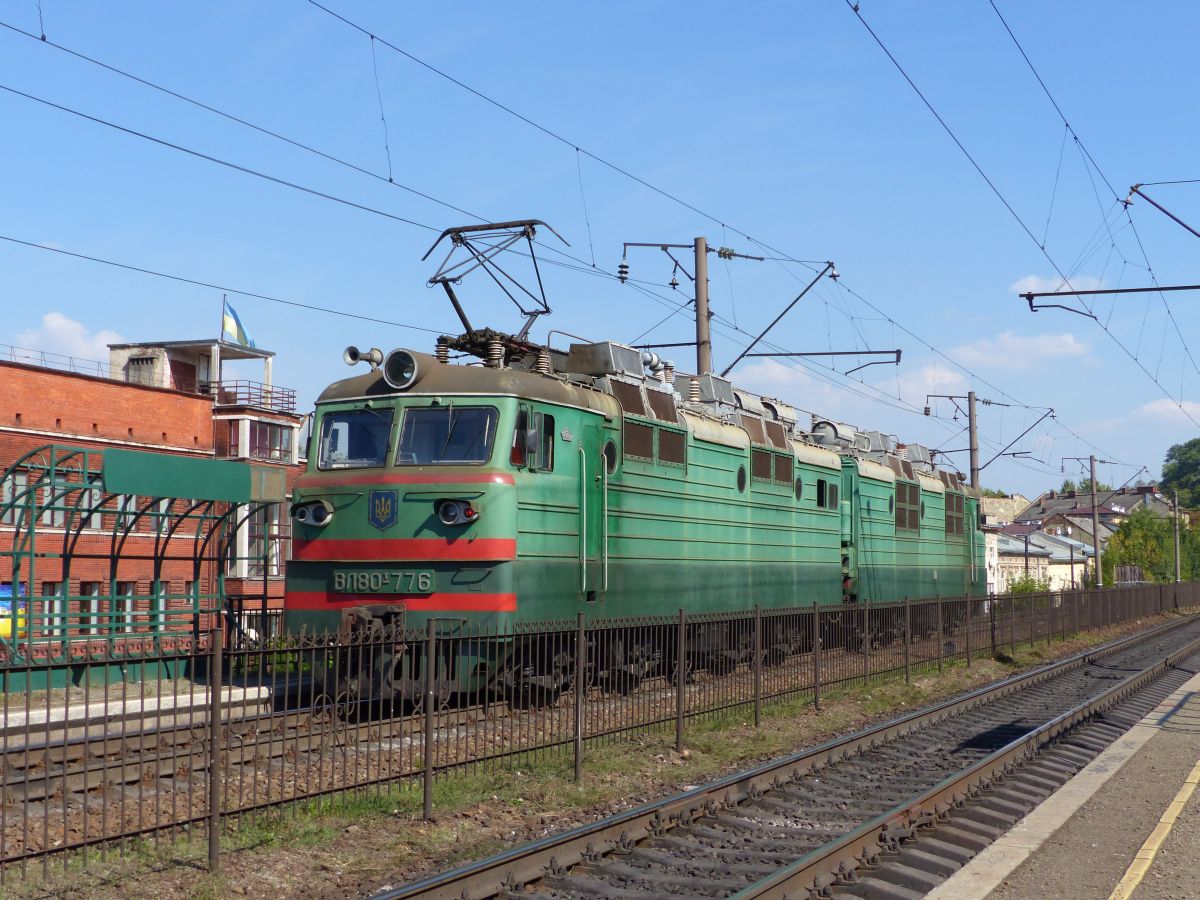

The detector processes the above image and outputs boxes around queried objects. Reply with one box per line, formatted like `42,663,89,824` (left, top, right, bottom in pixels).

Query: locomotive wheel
505,648,570,710
602,641,653,695
508,682,562,710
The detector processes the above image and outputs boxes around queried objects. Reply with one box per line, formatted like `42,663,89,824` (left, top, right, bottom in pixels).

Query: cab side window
511,405,555,471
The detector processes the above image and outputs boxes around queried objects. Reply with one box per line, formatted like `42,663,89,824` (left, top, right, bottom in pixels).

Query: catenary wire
2,15,1127,469
848,2,1199,430
0,232,449,335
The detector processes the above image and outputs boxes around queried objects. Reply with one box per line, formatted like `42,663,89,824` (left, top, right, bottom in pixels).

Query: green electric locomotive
283,219,985,709
284,335,985,706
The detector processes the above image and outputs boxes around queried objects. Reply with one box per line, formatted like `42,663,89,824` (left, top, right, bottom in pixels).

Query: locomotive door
577,422,605,602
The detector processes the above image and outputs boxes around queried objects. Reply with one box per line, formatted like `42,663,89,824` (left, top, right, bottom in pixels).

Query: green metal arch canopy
101,448,287,502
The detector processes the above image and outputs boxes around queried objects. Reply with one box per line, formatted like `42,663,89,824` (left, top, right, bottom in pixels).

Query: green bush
1006,573,1052,595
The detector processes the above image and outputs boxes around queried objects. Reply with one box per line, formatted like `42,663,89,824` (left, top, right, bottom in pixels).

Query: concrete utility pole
1175,489,1182,583
1091,454,1103,586
694,237,712,374
968,390,980,491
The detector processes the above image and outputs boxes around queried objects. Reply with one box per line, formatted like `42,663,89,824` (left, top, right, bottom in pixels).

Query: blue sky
2,1,1198,497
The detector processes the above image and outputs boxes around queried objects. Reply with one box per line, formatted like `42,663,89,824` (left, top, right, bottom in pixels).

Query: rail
383,613,1200,899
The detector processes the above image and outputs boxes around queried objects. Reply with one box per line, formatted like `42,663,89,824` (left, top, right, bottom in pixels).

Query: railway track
0,633,908,811
374,613,1200,900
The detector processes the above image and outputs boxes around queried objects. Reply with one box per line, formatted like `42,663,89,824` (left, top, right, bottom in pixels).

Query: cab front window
317,408,394,470
395,406,498,465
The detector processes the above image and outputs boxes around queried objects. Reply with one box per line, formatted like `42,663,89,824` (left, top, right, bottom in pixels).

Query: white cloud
14,313,123,363
734,359,843,408
1082,398,1200,442
1127,398,1200,425
1009,274,1103,295
949,330,1089,371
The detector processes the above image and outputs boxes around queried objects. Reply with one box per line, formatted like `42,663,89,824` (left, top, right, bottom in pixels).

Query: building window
80,581,102,635
117,494,139,531
247,507,286,577
41,582,63,637
154,497,172,534
2,471,29,526
39,482,66,528
116,581,136,633
248,420,294,462
84,478,103,530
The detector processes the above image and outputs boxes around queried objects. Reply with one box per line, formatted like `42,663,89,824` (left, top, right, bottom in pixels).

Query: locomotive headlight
382,349,419,390
435,499,480,526
292,500,334,527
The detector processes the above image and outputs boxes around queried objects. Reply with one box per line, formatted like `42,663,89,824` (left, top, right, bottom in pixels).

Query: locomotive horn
343,346,384,369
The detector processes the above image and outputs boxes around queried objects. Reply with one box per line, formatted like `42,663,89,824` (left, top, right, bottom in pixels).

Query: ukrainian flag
221,300,255,348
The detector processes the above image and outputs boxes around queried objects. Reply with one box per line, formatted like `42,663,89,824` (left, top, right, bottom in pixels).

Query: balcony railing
201,380,297,414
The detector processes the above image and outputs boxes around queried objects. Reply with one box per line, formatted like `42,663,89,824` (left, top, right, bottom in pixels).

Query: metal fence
2,581,1198,882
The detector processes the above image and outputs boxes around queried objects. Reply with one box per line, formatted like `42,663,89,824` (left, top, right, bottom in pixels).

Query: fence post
207,626,223,874
861,603,870,682
1009,595,1015,654
989,596,996,658
965,598,972,667
936,597,943,674
423,618,436,821
903,597,911,685
1029,591,1035,646
675,609,686,752
753,604,762,728
813,608,822,712
574,612,585,782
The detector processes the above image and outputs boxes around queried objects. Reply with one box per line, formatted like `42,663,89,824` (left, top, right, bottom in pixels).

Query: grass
0,615,1169,899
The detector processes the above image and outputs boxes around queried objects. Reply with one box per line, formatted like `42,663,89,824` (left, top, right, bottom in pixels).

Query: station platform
929,668,1200,900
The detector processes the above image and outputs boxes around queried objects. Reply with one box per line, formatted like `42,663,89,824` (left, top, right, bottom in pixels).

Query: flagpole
213,294,226,394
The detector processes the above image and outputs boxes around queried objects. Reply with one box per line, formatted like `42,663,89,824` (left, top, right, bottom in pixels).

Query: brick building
0,336,303,662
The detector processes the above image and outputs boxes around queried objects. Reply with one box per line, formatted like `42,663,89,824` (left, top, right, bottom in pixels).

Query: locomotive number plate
332,571,434,594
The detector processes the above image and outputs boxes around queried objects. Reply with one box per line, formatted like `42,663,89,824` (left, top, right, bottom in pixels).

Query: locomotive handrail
602,462,609,593
578,445,587,595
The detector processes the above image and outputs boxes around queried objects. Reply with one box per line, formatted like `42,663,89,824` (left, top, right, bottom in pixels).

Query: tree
1161,437,1200,510
1079,477,1112,493
1102,507,1200,584
1059,479,1077,493
980,487,1009,498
